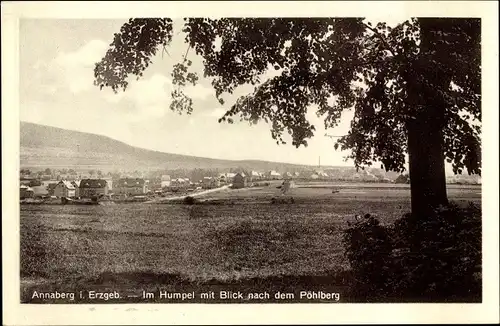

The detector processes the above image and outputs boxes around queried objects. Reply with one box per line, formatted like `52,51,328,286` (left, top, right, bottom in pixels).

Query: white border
2,1,499,325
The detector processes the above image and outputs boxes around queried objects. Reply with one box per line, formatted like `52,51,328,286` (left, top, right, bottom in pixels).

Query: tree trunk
407,110,448,217
404,18,457,217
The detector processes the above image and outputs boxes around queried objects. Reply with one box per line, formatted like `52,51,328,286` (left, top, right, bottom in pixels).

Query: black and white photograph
2,1,499,325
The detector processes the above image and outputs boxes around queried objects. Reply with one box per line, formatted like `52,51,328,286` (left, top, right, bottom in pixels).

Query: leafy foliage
182,18,368,147
343,203,482,302
94,18,174,92
95,18,481,176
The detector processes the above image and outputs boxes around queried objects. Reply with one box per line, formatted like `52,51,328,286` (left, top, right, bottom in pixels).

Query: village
19,166,403,203
19,168,303,203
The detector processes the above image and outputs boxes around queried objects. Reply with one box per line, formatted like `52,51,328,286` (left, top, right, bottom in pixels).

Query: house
161,175,171,188
232,173,248,189
312,169,329,179
283,172,293,180
317,171,330,179
250,171,263,181
174,177,190,184
41,180,59,188
79,179,108,198
169,178,190,191
102,176,113,191
114,178,147,196
202,177,220,189
20,185,34,199
219,172,236,184
71,180,81,197
146,177,162,191
54,180,76,198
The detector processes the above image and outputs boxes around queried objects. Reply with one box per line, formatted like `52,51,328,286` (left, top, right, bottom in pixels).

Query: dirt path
145,185,231,203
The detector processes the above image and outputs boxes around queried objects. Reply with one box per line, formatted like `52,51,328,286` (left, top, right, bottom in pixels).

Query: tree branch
363,23,398,57
162,45,171,59
183,43,191,63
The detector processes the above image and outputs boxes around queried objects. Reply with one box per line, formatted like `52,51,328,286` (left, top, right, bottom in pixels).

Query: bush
29,180,42,187
343,202,481,302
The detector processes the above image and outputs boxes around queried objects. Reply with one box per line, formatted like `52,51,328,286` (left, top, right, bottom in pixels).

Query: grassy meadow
20,183,481,303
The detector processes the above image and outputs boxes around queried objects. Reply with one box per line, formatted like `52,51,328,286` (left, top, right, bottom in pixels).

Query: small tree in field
94,18,480,216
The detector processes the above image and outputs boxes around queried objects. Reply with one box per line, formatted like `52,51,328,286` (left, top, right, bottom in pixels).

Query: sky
19,17,415,168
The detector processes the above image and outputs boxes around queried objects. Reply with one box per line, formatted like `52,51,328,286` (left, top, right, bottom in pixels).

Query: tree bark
407,110,448,217
404,18,457,217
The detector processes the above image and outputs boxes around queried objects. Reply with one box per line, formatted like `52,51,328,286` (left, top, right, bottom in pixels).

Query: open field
20,184,481,303
195,181,481,202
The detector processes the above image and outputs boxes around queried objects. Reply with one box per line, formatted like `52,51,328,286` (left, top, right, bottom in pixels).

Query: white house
54,180,76,198
161,175,171,188
71,180,81,197
114,178,147,196
250,171,263,181
102,176,113,190
219,172,237,184
170,178,189,188
267,170,282,180
20,185,34,199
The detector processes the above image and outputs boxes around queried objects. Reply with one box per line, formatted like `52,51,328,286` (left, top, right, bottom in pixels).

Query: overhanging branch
363,23,398,58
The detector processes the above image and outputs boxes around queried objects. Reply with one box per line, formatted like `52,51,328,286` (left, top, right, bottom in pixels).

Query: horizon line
20,120,354,169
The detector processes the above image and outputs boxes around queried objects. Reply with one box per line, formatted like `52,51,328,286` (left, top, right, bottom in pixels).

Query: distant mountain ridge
19,122,328,172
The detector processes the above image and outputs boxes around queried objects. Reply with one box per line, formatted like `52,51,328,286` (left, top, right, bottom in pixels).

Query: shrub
183,196,196,205
343,202,481,302
29,180,42,187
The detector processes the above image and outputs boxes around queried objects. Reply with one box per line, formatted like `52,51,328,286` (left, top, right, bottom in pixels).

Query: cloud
204,107,227,118
103,73,172,122
33,38,216,123
104,72,215,121
185,82,214,100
